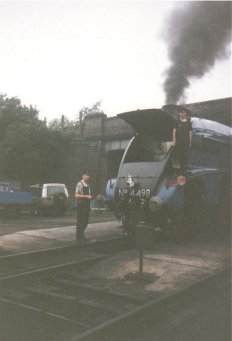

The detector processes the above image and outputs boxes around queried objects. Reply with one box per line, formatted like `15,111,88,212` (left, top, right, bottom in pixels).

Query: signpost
135,224,155,275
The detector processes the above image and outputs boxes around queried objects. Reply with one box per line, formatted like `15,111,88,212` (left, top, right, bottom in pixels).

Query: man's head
82,170,90,182
179,110,188,120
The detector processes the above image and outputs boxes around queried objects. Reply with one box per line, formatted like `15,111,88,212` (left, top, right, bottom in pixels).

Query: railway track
0,237,130,280
0,233,230,341
0,237,144,341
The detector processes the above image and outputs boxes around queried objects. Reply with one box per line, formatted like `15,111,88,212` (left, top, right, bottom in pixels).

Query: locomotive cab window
124,134,172,163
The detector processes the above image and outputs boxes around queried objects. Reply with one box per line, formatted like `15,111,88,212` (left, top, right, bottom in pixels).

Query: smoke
163,1,231,104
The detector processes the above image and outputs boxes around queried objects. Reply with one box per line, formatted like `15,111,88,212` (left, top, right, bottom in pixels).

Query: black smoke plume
163,1,231,104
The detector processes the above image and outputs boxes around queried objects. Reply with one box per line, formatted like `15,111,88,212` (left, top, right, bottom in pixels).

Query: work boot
76,230,89,242
76,229,85,242
80,231,89,242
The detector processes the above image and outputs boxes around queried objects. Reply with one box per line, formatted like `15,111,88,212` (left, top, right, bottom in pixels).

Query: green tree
49,114,77,132
0,94,105,189
0,94,68,187
0,94,39,143
78,101,104,120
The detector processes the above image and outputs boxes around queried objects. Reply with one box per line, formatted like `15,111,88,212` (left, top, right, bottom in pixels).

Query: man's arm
75,183,83,199
189,130,192,147
172,128,177,147
75,193,92,199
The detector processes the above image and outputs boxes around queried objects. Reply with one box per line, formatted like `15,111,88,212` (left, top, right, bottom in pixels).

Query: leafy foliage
0,95,38,143
48,115,77,133
78,101,104,120
0,94,105,189
0,94,74,187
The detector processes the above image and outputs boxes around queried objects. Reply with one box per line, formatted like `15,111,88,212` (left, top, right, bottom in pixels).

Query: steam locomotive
106,105,231,237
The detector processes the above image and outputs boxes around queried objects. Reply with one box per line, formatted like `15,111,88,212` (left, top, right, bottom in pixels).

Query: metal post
79,111,83,140
139,249,144,275
76,226,79,241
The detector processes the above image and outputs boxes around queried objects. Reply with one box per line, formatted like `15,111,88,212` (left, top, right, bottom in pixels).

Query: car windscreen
124,135,172,163
0,184,10,192
47,186,65,196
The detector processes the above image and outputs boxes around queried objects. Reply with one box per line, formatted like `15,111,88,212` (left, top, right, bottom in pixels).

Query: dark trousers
174,144,189,175
76,201,90,234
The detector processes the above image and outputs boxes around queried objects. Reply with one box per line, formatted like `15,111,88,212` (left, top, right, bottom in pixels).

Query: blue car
110,105,231,237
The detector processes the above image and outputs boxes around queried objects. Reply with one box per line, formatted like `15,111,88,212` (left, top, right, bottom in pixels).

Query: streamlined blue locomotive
107,105,231,236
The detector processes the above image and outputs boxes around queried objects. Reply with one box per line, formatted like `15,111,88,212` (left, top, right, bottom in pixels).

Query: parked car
0,181,33,214
29,183,69,215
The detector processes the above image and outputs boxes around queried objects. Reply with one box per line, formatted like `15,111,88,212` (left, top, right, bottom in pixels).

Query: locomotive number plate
118,188,151,198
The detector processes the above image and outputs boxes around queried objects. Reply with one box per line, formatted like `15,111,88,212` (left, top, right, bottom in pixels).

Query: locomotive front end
114,133,183,236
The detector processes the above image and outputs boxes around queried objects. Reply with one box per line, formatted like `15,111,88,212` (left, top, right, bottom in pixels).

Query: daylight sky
0,1,231,122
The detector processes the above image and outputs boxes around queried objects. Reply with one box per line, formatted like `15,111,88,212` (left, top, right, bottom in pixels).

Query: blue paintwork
0,181,33,211
0,192,33,205
156,180,184,209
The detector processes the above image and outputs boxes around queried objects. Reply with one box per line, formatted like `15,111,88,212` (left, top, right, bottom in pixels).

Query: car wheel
53,192,67,215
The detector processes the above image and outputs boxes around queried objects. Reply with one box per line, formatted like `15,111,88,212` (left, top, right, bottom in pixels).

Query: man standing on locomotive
172,109,192,178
